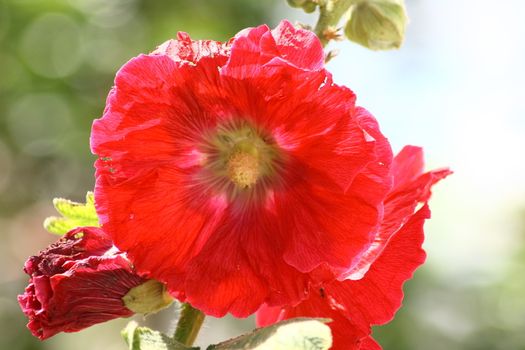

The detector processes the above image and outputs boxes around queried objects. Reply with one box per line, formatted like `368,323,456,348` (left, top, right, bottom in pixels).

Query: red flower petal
224,20,323,79
257,205,431,349
359,336,382,350
391,145,424,188
345,147,451,280
182,207,313,317
153,31,230,65
271,20,325,70
256,304,283,327
92,53,232,276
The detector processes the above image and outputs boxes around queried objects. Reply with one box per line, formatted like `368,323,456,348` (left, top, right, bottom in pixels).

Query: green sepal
122,321,199,350
122,280,175,315
207,317,332,350
43,191,99,235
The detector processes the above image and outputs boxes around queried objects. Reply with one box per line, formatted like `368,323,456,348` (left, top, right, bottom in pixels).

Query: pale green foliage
122,318,332,350
207,318,332,350
122,322,197,350
43,191,99,235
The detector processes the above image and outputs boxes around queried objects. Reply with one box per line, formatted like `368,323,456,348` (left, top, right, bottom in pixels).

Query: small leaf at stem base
43,191,99,235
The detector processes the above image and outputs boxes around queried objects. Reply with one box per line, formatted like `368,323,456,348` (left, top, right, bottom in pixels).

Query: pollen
226,148,260,189
200,119,280,196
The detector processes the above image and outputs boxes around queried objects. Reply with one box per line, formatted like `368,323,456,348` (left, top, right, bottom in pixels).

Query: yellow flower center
198,119,283,201
226,144,260,189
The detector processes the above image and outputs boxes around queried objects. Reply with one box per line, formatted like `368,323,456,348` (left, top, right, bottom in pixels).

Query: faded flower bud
286,0,318,13
17,226,165,340
344,0,407,50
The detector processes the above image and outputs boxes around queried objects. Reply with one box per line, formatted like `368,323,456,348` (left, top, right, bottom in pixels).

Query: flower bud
344,0,407,50
18,227,147,340
286,0,318,13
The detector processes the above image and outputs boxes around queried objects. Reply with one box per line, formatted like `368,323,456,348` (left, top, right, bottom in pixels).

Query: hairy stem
314,0,355,47
173,303,206,346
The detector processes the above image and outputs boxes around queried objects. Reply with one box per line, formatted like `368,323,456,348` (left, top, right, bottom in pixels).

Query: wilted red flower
256,146,451,349
91,20,394,317
18,226,146,340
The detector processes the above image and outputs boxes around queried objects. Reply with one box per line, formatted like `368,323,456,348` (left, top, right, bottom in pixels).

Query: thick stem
314,0,355,47
173,303,206,346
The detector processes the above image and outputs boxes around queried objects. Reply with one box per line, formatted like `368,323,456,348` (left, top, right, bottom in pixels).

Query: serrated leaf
122,321,199,350
43,191,99,235
207,318,332,350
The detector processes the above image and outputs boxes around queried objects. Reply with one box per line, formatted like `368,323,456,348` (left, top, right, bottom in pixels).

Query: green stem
173,303,206,346
314,0,355,47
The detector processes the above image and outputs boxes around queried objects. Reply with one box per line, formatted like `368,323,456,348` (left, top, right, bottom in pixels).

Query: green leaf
43,191,99,235
207,318,332,350
122,321,199,350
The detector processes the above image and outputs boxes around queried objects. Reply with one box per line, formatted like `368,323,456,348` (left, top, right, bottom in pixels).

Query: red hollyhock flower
18,226,146,340
91,20,394,317
256,146,451,349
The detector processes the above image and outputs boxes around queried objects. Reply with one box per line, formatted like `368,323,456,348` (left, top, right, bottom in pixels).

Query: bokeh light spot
19,13,83,78
7,93,73,156
0,140,13,194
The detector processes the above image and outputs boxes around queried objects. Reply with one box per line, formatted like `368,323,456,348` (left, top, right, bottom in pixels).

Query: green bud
286,0,318,13
122,280,174,315
344,0,407,50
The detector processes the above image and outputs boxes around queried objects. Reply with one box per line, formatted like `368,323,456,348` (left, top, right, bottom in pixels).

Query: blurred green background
1,0,524,349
